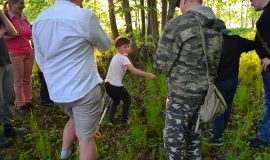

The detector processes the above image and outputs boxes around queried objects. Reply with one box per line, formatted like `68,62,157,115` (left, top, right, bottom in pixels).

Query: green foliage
29,112,39,133
255,77,263,99
145,63,165,133
24,0,55,23
235,85,249,108
19,149,31,160
231,28,256,40
125,114,147,148
36,132,52,159
27,113,53,159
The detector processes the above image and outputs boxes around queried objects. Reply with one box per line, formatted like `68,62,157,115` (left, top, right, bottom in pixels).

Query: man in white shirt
32,0,111,159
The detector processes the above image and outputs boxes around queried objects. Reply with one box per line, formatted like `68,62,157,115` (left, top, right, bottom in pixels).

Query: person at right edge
154,0,223,159
249,0,270,148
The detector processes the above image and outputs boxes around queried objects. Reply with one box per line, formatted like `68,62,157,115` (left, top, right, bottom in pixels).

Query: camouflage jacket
154,6,223,105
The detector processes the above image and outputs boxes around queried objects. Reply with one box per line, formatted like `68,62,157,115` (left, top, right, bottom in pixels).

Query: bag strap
193,15,212,133
257,31,270,56
193,15,211,86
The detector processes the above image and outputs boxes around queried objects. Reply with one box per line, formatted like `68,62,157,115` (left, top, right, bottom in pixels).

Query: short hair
114,36,131,48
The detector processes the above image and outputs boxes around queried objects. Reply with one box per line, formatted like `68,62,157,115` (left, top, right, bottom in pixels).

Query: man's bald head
176,0,203,7
178,0,203,13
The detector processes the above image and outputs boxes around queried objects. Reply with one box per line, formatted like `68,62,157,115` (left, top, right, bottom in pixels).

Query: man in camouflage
154,0,223,159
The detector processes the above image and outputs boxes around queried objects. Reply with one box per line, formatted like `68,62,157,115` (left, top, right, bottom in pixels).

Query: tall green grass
145,63,165,133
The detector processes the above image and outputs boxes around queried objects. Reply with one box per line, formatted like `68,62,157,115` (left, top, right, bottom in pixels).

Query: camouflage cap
216,19,231,35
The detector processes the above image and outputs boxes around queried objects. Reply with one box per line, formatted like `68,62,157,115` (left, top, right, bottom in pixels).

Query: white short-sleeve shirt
105,53,131,86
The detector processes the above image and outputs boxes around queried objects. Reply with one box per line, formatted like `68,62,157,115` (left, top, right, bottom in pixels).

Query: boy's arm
0,10,18,37
125,64,157,80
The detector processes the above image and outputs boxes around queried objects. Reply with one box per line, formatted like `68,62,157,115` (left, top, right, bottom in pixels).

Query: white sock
60,148,71,159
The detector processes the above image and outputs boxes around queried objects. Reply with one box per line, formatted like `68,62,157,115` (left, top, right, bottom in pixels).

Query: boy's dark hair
115,36,131,48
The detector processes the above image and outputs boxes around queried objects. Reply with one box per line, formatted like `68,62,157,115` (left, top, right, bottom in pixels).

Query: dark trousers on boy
105,82,131,124
37,71,53,105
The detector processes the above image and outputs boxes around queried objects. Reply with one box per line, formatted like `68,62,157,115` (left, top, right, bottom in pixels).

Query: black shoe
17,105,30,115
159,111,166,117
121,120,130,126
107,121,114,127
41,100,54,107
206,136,223,146
4,125,28,137
25,103,34,111
249,138,270,148
0,135,13,148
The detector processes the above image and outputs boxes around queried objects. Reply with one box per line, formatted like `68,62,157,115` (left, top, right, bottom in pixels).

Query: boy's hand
147,73,157,80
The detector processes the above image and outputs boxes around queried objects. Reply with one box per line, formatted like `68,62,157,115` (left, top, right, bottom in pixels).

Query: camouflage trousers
164,99,201,160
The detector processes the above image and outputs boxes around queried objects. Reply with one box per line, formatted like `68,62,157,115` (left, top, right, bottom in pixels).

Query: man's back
155,6,223,105
32,0,111,103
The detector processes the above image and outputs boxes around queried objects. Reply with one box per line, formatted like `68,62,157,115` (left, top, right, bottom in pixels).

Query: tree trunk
108,0,119,40
122,0,139,56
122,0,133,33
147,0,159,47
134,0,139,31
228,3,231,27
161,0,167,30
240,0,244,28
140,0,146,39
245,1,249,28
167,0,177,22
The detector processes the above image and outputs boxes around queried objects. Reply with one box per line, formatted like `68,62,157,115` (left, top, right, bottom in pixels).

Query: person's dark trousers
212,78,238,139
257,69,270,143
37,71,53,105
0,64,15,127
105,82,131,124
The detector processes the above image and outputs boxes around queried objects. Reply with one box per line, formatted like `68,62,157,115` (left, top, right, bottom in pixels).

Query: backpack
193,15,227,133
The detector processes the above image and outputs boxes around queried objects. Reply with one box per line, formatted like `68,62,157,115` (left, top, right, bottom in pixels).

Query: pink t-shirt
6,10,33,54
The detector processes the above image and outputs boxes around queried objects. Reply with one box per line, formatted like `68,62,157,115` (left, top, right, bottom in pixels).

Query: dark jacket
255,1,270,59
0,19,11,67
216,34,255,81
